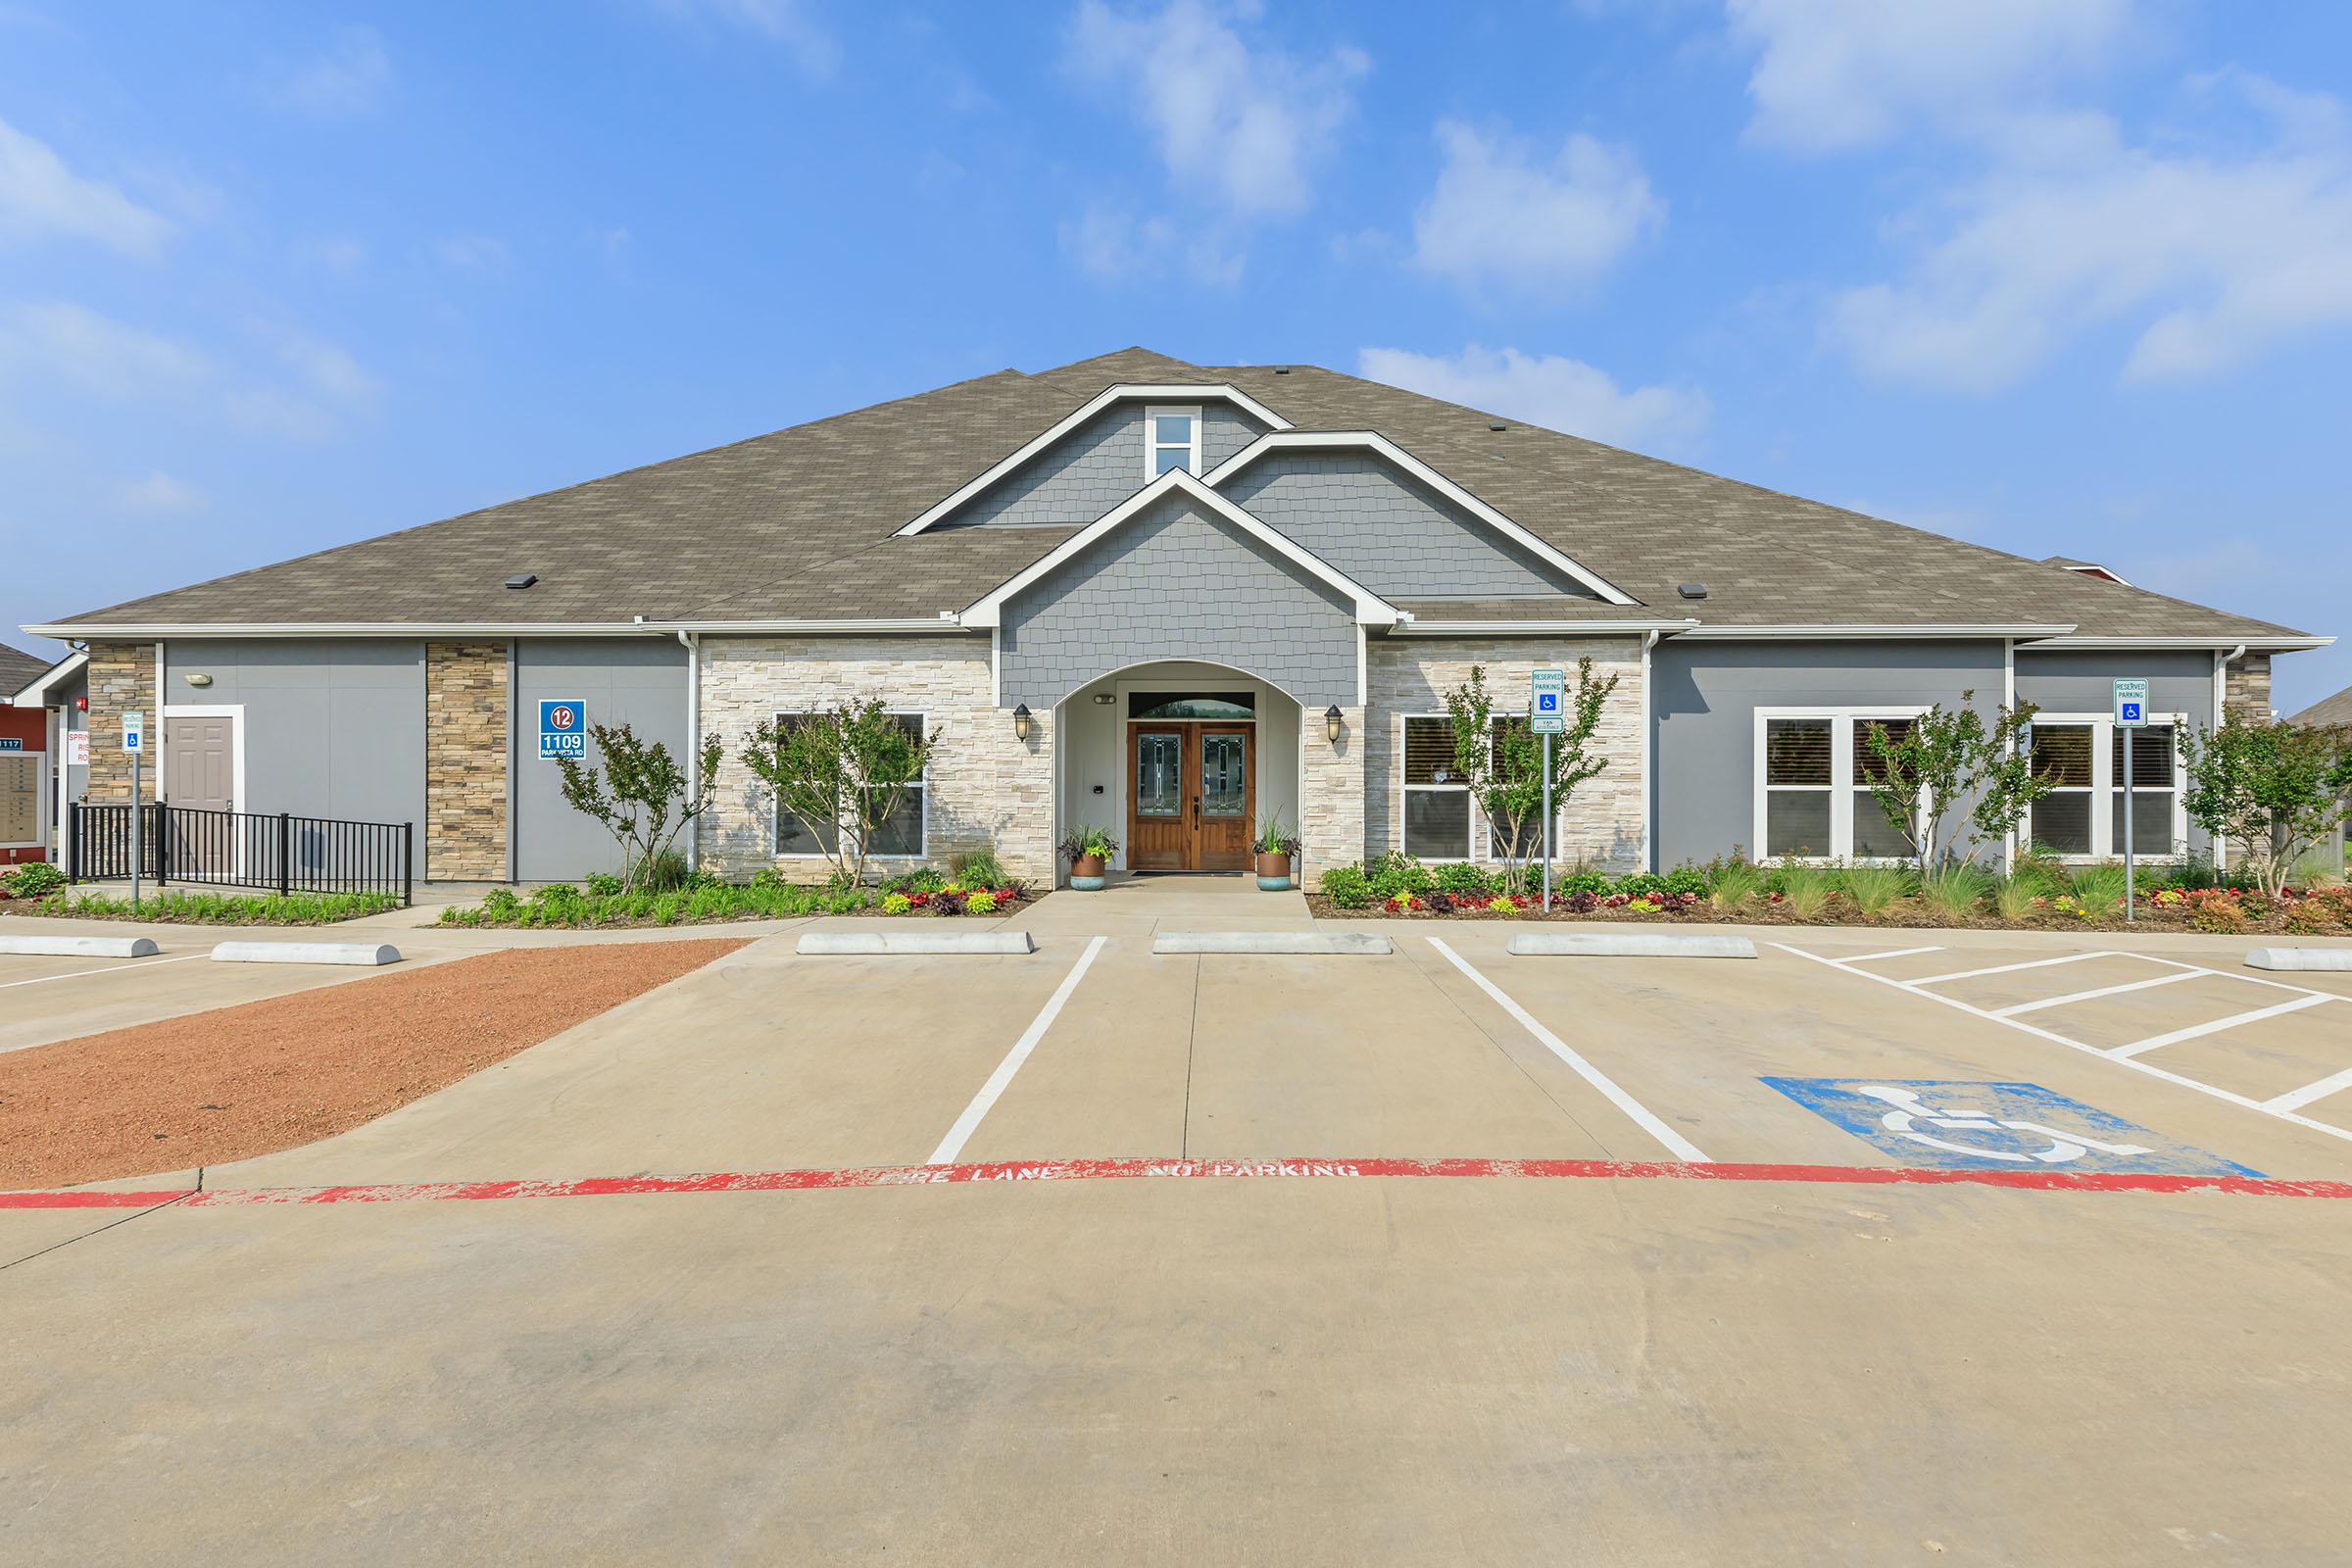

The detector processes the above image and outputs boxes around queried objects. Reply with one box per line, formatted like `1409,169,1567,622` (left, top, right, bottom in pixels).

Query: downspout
679,629,701,868
2214,644,2244,871
1640,629,1659,873
152,640,166,805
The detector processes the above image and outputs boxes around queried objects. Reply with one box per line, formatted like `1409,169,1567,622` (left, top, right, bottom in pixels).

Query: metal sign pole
129,751,142,908
1543,731,1553,913
2124,725,2134,924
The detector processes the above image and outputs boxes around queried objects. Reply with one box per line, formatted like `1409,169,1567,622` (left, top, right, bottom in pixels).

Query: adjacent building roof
0,642,55,700
2290,685,2352,727
28,347,2324,647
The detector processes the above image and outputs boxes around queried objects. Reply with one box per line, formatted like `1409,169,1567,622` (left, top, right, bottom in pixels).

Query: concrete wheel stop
798,931,1037,956
1153,932,1393,956
0,933,161,959
2245,947,2352,972
211,941,403,966
1508,933,1757,959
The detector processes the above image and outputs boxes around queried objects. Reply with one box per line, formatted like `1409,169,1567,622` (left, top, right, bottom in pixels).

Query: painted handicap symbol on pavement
1761,1078,2260,1177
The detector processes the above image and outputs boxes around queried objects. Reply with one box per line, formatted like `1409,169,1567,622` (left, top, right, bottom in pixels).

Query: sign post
1531,668,1566,912
123,710,144,907
2113,679,2148,923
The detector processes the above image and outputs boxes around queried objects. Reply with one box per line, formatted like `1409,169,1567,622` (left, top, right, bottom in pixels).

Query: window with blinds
1757,711,1929,861
2026,717,2182,858
1764,718,1833,858
1402,715,1471,858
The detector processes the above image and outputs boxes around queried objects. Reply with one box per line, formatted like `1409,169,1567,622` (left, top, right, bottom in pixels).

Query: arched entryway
1054,662,1303,875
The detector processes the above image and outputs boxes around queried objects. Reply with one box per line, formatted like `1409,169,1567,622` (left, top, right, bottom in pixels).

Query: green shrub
1777,864,1832,920
1705,858,1762,912
1920,863,1991,919
966,890,999,914
955,850,1007,890
584,871,624,896
1991,875,2042,921
1659,864,1708,897
1837,863,1915,917
4,861,67,898
1365,853,1434,902
43,889,398,924
1433,860,1494,896
882,892,912,914
1320,863,1374,908
2068,862,2128,920
2190,896,2246,934
1613,872,1667,898
1554,868,1610,897
884,866,948,895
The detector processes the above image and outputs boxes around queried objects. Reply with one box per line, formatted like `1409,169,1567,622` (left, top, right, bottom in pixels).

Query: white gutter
1676,623,2078,640
2020,634,2330,652
27,618,978,639
1640,628,1659,873
1386,617,1697,637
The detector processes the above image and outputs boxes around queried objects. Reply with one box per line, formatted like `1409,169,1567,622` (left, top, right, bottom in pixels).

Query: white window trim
0,742,48,851
769,708,930,861
2025,711,2188,863
1752,707,1930,865
1396,711,1565,865
1143,404,1202,479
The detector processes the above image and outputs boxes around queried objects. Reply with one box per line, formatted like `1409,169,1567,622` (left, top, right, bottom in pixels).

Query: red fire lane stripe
7,1157,2351,1210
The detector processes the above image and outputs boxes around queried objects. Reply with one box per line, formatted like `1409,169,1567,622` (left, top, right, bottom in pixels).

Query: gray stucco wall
2013,649,2216,725
1220,451,1587,599
514,638,690,882
1650,639,2004,870
1000,493,1359,710
163,639,427,875
948,401,1268,529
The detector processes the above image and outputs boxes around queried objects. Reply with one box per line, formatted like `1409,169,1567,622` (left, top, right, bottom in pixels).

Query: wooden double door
1127,722,1253,871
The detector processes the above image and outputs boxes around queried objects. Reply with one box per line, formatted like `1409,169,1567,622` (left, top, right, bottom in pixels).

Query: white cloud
658,0,838,76
114,471,207,514
269,328,383,410
270,24,392,117
1409,122,1663,302
1825,73,2352,390
1727,0,2133,153
1060,204,1244,286
1066,0,1368,219
0,302,209,399
1356,344,1711,453
0,114,174,257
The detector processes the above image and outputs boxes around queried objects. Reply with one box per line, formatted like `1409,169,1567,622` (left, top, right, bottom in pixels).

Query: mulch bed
0,938,748,1191
1301,894,2352,937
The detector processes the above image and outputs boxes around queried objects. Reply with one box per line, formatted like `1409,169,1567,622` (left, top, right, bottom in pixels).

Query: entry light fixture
184,672,213,688
1012,704,1033,742
1324,705,1343,744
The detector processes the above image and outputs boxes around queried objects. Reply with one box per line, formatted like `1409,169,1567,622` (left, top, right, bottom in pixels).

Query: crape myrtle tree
554,722,725,889
1443,660,1620,895
1858,694,2050,876
738,700,940,889
2180,717,2352,899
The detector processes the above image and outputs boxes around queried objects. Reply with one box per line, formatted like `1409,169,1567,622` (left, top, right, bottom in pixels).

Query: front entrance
1127,722,1253,871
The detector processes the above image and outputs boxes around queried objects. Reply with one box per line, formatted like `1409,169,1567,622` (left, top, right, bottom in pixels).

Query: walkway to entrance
1011,871,1307,934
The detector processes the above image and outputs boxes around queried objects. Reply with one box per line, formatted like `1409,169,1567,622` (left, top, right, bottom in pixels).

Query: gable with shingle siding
939,400,1268,530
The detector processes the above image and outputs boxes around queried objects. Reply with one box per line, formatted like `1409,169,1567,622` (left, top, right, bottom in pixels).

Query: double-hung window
2027,715,2181,859
771,710,928,859
1401,713,1472,859
1755,710,1926,861
1485,715,1561,859
1144,406,1200,477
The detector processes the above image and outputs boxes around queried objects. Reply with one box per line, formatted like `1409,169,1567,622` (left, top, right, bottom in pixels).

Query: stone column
996,707,1055,886
2225,653,2273,721
1299,704,1366,881
81,641,157,804
424,642,510,880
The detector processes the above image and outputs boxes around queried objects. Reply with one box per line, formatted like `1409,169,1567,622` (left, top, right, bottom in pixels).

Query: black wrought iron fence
68,804,413,905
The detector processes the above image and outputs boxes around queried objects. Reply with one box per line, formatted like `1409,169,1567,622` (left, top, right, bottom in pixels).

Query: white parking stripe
1842,946,1944,965
0,954,204,992
1427,937,1710,1163
1991,969,2204,1017
2106,994,2335,1058
2267,1063,2352,1115
2132,953,2352,1000
1772,943,2352,1147
1907,952,2118,986
925,936,1106,1165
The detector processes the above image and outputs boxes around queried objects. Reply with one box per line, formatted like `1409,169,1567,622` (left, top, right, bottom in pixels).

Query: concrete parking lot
6,917,2351,1564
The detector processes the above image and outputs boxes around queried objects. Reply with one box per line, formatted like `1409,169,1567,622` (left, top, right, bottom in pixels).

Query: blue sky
4,0,2348,710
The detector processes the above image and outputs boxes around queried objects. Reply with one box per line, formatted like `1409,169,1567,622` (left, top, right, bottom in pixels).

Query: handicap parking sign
539,698,587,761
1762,1078,2257,1176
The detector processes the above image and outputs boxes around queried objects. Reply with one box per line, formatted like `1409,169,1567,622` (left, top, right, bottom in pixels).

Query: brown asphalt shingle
36,347,2310,643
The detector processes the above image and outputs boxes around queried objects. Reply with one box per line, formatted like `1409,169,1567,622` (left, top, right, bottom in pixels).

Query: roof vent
1488,421,1507,431
1678,582,1708,600
1273,366,1291,374
505,572,538,590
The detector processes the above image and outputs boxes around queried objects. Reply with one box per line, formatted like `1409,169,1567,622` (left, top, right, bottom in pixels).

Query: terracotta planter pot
1254,851,1293,891
1070,853,1106,890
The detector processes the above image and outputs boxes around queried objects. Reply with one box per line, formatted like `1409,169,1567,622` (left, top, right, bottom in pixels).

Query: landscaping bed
436,865,1038,929
1,889,403,925
1309,854,2352,936
0,938,748,1191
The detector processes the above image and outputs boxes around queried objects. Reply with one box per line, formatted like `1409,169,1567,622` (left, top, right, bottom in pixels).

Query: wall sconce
1012,704,1033,742
1324,705,1343,744
184,672,213,688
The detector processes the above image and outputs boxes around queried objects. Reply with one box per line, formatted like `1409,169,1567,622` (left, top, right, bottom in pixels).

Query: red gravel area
0,939,748,1191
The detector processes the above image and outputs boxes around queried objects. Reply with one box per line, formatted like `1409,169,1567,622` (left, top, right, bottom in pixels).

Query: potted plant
1252,814,1300,891
1059,826,1118,890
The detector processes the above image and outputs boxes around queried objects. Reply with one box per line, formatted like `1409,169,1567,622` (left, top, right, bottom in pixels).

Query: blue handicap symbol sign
1761,1078,2258,1176
1538,693,1559,711
2122,701,2142,722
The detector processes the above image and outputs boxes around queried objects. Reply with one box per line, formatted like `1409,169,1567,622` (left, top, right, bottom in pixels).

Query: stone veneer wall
698,636,1054,884
1299,704,1366,880
81,641,156,804
1365,637,1646,872
424,642,509,880
2225,653,2273,720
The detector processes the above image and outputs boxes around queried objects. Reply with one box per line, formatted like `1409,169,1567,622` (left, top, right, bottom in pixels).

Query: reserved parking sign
2113,678,2148,728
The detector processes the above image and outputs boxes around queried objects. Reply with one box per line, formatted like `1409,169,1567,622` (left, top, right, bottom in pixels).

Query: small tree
2180,717,2352,898
1859,694,2050,875
554,722,725,889
1445,660,1620,893
737,700,939,888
